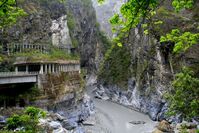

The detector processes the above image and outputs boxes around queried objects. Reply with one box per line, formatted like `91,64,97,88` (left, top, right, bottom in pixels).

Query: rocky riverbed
83,83,157,133
0,94,95,133
0,77,198,133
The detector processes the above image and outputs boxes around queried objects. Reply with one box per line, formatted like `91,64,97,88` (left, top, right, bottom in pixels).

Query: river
84,85,156,133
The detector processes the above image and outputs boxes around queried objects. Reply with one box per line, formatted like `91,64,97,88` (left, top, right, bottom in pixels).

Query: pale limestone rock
157,120,174,132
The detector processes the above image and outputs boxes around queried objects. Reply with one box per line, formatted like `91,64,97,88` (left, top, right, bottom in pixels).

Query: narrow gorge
0,0,198,133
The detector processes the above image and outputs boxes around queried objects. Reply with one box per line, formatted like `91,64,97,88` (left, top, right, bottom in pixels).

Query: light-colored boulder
157,120,174,132
49,121,62,129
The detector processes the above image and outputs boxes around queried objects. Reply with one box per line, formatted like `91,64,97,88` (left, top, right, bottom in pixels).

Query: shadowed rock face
65,0,100,72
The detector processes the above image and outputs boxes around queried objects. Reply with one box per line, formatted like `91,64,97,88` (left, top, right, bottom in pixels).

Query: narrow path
85,85,156,133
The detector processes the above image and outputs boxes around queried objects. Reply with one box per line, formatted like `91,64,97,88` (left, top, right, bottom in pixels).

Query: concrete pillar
60,65,62,72
63,64,66,72
26,65,28,73
52,64,55,73
69,65,71,71
15,66,18,74
40,64,43,74
66,65,68,71
44,64,48,73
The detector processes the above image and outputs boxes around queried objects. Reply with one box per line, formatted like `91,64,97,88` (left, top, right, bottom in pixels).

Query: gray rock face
93,27,172,121
95,83,166,121
38,94,94,133
92,0,125,38
49,121,62,129
52,94,94,131
92,0,169,120
51,15,72,52
0,0,102,73
65,0,101,73
0,0,67,50
92,0,199,123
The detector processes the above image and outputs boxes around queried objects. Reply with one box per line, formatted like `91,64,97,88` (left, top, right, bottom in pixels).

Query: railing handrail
0,72,39,77
0,64,80,77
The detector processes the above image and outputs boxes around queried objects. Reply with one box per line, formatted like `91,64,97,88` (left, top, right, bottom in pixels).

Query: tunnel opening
0,83,38,108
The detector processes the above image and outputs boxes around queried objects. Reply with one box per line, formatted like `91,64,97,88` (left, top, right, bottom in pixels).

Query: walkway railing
0,72,39,77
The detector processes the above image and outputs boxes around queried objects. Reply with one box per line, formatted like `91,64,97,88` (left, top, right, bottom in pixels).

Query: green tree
160,29,199,53
6,107,46,132
98,0,197,51
166,67,199,120
0,0,26,29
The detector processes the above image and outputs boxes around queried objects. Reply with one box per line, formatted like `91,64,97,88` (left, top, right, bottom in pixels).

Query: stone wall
33,71,84,110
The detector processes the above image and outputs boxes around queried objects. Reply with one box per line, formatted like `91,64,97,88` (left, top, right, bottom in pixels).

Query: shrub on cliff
166,67,199,120
5,107,46,133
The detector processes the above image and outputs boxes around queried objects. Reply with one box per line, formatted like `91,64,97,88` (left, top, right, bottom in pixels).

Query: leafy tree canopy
165,67,199,120
160,29,199,53
98,0,197,51
0,0,26,29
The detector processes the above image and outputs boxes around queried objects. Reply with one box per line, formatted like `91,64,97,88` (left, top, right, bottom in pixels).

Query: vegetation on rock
98,44,131,88
1,107,46,133
14,47,80,61
98,0,199,120
166,67,199,120
0,0,26,28
160,29,199,54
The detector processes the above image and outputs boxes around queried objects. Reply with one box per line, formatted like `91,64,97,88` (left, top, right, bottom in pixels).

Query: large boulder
157,120,174,132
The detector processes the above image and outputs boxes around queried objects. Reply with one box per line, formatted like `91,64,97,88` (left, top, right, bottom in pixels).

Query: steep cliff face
92,0,126,38
51,15,72,53
0,0,101,116
0,0,102,73
93,0,199,121
64,0,99,72
0,0,69,51
34,72,84,109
